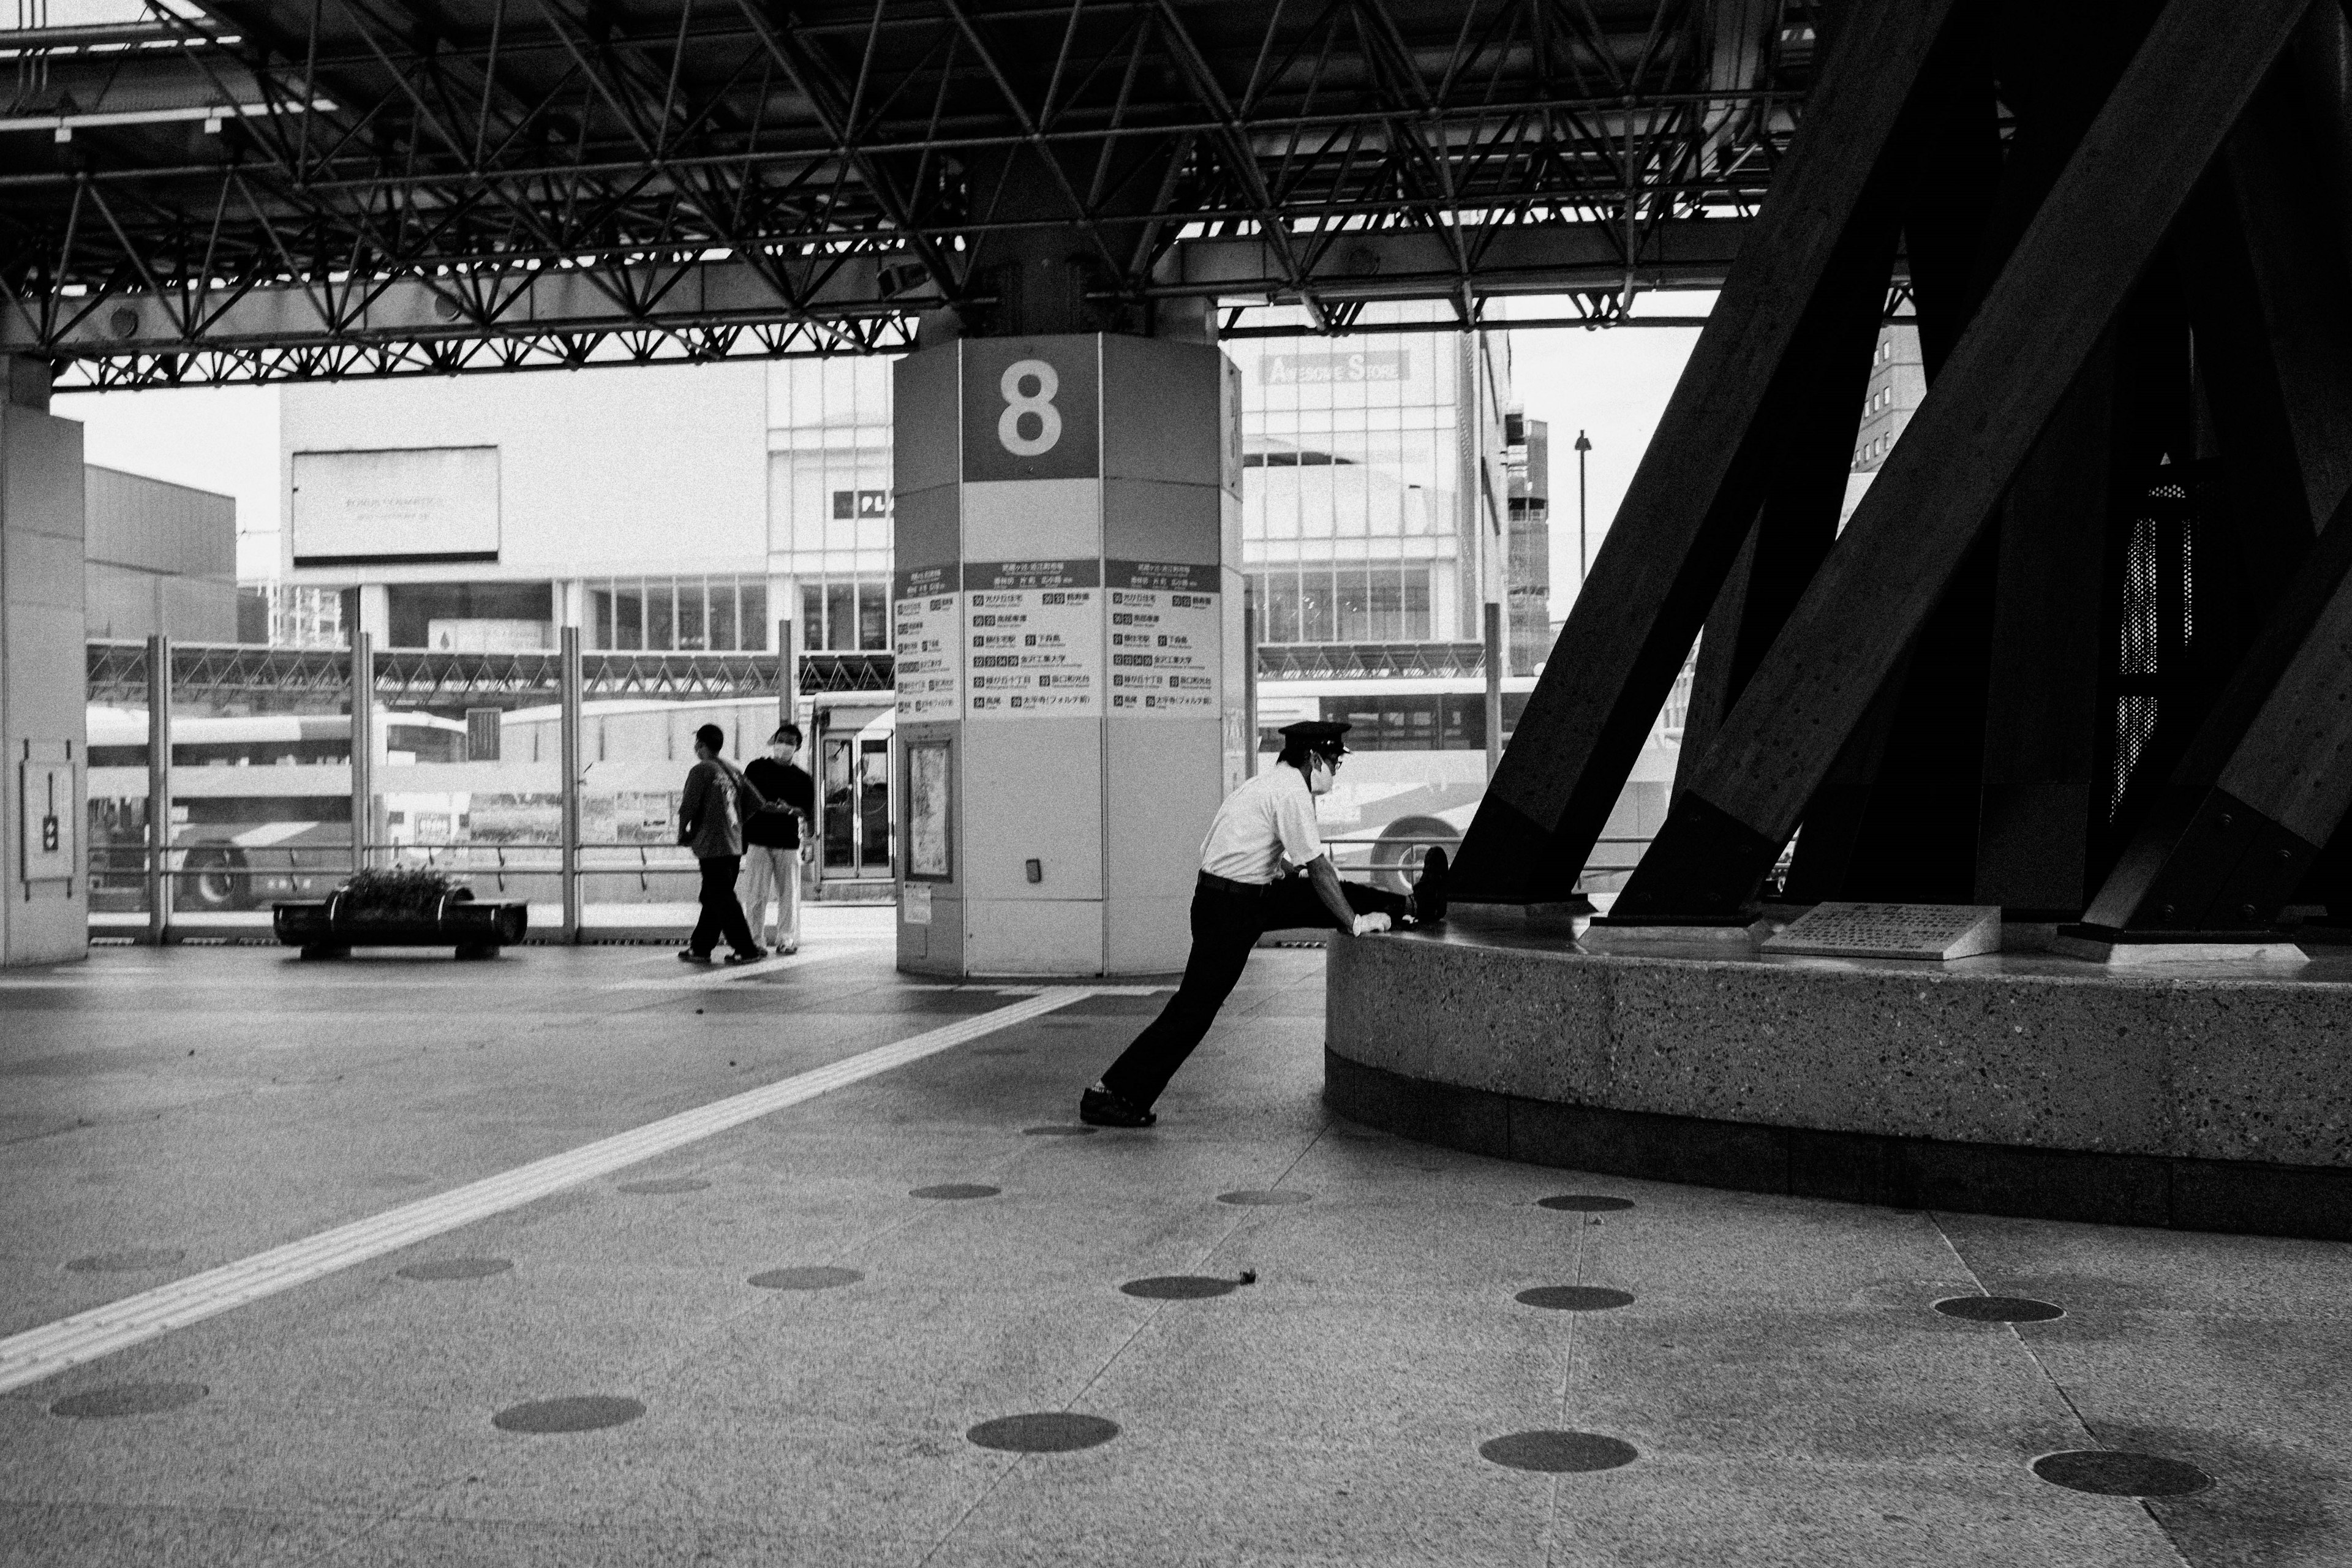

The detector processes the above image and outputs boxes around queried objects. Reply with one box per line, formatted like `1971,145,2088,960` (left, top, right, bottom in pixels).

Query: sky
55,299,1705,612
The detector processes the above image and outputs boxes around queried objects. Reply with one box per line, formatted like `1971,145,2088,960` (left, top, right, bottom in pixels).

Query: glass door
858,737,892,875
821,734,858,874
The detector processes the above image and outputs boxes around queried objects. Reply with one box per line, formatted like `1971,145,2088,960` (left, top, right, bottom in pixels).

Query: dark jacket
743,758,815,849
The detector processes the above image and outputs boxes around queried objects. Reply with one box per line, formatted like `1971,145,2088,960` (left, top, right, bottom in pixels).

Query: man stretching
1079,720,1447,1128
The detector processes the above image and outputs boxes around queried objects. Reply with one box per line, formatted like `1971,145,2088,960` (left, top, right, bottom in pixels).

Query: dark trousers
1099,872,1411,1109
690,854,758,957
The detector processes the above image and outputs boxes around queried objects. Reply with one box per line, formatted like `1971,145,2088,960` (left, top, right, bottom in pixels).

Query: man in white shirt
1079,720,1448,1128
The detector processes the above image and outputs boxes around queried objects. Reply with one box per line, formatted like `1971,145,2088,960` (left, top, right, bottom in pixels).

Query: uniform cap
1278,719,1352,758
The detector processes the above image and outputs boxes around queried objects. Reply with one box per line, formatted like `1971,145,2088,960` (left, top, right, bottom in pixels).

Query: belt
1197,870,1273,899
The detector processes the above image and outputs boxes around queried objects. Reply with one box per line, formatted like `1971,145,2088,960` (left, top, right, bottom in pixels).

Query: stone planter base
273,892,529,959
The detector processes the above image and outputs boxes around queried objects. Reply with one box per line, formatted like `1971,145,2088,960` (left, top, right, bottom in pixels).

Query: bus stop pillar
146,633,171,943
0,357,89,966
891,334,1245,976
349,632,374,873
559,625,582,941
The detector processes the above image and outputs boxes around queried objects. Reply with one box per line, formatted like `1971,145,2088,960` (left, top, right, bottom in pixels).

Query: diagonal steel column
1612,0,2323,921
1447,0,1966,902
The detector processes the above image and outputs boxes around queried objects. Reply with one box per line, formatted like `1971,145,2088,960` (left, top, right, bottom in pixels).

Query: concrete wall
1,375,90,965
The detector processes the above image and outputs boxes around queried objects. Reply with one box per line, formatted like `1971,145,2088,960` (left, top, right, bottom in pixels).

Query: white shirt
1199,764,1324,884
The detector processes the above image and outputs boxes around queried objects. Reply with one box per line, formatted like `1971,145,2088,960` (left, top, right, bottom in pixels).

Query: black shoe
1412,846,1450,924
1079,1085,1158,1128
677,949,714,964
723,948,766,965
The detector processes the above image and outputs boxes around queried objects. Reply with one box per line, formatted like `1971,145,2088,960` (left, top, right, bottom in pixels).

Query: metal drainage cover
398,1257,513,1282
1480,1430,1639,1472
51,1382,206,1419
492,1396,645,1434
750,1267,864,1291
2032,1448,2211,1495
967,1413,1120,1453
1934,1295,2064,1323
1536,1195,1634,1212
1216,1190,1311,1207
1515,1286,1635,1311
64,1248,185,1273
616,1178,709,1195
911,1184,1000,1200
2034,1450,2211,1496
1120,1275,1237,1300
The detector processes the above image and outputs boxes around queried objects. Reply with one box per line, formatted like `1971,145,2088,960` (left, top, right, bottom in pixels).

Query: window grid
587,576,769,652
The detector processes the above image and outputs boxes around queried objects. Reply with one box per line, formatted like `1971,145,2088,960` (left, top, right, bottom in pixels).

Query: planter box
273,889,529,960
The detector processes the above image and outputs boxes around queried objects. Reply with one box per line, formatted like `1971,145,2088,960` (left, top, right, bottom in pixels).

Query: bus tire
178,846,252,913
1369,818,1458,896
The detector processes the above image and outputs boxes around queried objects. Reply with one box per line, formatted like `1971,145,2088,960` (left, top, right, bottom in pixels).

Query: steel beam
1447,0,1965,903
1610,0,2320,921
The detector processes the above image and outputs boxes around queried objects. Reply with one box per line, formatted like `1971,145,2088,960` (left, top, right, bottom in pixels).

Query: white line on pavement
0,987,1096,1395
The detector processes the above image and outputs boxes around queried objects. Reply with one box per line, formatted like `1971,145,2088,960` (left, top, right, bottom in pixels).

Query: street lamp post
1574,429,1593,586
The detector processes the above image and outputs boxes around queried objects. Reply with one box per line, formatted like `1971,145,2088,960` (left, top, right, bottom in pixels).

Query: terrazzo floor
2,909,2346,1565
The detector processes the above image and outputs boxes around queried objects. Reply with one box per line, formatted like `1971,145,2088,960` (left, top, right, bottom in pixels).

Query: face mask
1306,755,1334,796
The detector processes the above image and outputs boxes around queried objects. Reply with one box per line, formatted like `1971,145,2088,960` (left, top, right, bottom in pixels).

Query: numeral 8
997,359,1062,456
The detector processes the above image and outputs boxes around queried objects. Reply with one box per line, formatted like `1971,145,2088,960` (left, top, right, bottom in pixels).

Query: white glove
1349,913,1392,937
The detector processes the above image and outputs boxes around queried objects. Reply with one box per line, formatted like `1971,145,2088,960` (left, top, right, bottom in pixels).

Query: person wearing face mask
1078,719,1448,1128
740,723,816,954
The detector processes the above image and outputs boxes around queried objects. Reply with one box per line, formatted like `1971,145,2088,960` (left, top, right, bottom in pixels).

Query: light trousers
739,844,804,951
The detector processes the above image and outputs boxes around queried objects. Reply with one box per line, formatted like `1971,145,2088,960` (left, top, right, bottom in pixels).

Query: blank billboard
292,447,500,565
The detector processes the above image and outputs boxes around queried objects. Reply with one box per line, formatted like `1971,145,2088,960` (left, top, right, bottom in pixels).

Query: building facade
1842,323,1926,524
278,324,1517,882
85,466,237,644
1505,413,1552,676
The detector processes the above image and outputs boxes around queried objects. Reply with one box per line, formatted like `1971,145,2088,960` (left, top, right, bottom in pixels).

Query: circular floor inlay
1537,1195,1634,1213
912,1183,1001,1200
399,1257,513,1282
1120,1275,1237,1300
750,1266,863,1291
1479,1430,1639,1472
616,1178,709,1195
492,1396,644,1434
967,1412,1120,1453
51,1382,206,1419
1934,1295,2064,1323
1216,1189,1311,1207
64,1248,184,1273
1515,1286,1635,1312
1022,1125,1099,1137
2033,1450,2211,1497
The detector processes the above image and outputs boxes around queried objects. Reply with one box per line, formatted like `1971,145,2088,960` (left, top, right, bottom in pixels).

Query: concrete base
1326,911,2352,1240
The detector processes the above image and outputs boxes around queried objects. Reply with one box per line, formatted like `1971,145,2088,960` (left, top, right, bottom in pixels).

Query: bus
1255,666,1688,897
86,709,467,913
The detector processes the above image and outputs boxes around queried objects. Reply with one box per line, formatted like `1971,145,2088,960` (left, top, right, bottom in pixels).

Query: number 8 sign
997,360,1061,456
961,339,1098,482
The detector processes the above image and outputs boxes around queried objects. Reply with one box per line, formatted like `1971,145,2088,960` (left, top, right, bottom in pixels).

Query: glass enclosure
86,637,842,940
86,639,360,933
